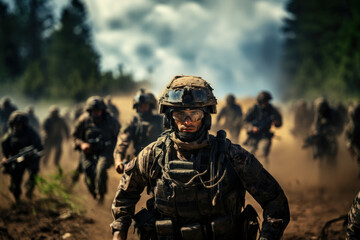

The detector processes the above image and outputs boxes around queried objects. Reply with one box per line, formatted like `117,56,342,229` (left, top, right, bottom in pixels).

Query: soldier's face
173,109,204,133
137,103,150,113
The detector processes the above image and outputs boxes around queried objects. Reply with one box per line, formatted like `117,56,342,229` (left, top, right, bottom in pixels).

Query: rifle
1,146,41,173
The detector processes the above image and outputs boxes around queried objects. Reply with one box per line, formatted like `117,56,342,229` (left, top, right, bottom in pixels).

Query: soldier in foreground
111,76,290,240
114,89,163,174
42,106,70,167
216,94,243,142
1,111,43,202
345,103,360,177
73,96,120,203
243,91,282,164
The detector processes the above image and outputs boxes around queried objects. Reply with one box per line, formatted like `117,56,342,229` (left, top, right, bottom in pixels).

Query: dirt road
0,96,358,239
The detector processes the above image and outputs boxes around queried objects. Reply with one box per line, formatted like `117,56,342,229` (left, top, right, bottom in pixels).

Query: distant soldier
216,94,243,142
333,101,348,133
243,91,282,163
114,89,163,174
0,97,17,135
291,99,313,138
26,106,40,133
73,96,120,203
42,106,70,166
1,111,43,202
347,191,360,239
105,95,120,120
345,103,360,176
303,97,343,162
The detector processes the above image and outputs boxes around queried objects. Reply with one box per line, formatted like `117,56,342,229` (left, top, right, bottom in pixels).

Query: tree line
282,0,360,101
0,0,138,102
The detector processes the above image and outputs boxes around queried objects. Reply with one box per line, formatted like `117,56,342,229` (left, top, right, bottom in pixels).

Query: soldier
111,75,290,240
73,96,120,203
216,94,243,142
0,97,17,135
26,105,40,133
1,111,43,202
42,106,70,167
303,97,342,162
347,191,360,239
243,91,282,164
114,89,163,174
106,95,120,121
291,99,313,138
345,103,360,176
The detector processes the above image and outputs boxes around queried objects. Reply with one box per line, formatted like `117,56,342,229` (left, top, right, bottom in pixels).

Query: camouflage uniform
0,97,17,135
345,104,360,173
111,76,290,240
243,91,282,160
347,191,360,239
115,89,163,167
216,94,243,142
1,111,43,201
73,96,120,201
42,106,70,166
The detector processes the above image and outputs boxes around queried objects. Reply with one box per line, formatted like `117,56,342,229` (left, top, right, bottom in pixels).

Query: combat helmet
314,97,330,115
8,111,29,127
257,91,272,104
133,89,157,110
159,75,217,114
226,94,236,105
85,96,107,112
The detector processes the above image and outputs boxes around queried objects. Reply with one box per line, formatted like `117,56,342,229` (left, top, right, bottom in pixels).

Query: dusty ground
0,95,358,240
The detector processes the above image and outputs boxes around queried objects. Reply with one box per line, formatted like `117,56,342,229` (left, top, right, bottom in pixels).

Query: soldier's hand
113,231,127,240
252,126,259,133
80,142,91,154
115,157,124,174
1,158,7,164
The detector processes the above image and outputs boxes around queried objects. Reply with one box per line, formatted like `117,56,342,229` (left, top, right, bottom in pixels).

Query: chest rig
152,131,245,226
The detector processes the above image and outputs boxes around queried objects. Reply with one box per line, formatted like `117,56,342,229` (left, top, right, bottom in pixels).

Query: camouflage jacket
43,115,70,141
72,112,120,155
216,104,243,129
115,113,163,159
244,104,282,135
347,191,360,240
111,131,290,239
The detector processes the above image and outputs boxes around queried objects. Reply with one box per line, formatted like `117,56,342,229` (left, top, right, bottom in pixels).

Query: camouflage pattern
73,110,120,199
0,98,17,135
42,106,70,166
216,94,243,142
1,111,43,201
243,101,282,159
111,131,290,239
115,113,163,161
347,191,360,239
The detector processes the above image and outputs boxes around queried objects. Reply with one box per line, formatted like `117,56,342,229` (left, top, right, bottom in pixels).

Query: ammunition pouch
237,204,260,240
156,219,174,240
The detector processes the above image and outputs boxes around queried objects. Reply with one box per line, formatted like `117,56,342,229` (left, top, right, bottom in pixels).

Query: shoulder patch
124,159,136,172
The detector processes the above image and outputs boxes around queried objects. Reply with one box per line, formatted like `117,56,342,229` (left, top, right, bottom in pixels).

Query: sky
54,0,289,99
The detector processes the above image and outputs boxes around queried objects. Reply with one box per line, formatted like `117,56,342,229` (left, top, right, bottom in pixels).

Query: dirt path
0,96,358,239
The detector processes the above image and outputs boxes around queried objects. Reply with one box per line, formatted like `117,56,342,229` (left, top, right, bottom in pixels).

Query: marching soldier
111,75,290,240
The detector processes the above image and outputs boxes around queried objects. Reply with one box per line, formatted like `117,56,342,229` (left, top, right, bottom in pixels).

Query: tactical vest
151,133,246,239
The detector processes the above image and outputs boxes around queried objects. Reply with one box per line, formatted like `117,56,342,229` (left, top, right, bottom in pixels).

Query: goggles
167,88,208,103
172,109,204,122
